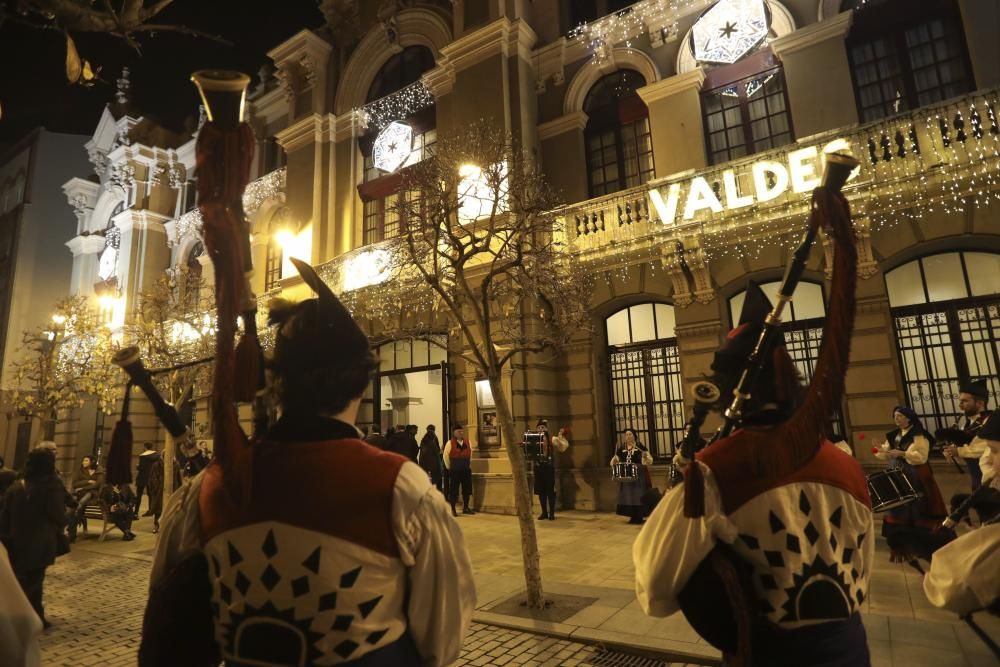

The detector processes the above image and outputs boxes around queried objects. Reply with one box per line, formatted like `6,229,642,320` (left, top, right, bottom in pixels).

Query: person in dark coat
134,442,161,518
147,455,164,534
364,424,389,450
100,483,136,541
387,425,419,461
0,455,16,497
0,448,67,628
418,425,443,491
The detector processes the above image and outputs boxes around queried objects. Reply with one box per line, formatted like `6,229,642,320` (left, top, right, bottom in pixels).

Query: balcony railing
559,87,1000,258
171,168,287,246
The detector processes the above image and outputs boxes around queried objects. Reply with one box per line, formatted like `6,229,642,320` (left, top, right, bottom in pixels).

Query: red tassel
106,384,134,485
683,460,706,518
233,330,261,403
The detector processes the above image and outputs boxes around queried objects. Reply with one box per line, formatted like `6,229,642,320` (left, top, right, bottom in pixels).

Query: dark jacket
418,432,441,470
73,467,103,496
364,432,389,450
0,469,16,497
0,475,68,572
387,431,419,462
101,484,136,516
136,450,162,487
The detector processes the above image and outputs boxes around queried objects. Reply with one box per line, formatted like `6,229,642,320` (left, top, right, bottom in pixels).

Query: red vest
449,439,472,460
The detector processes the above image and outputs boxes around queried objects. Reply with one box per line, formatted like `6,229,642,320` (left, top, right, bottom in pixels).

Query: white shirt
924,524,1000,616
151,462,476,666
873,428,929,465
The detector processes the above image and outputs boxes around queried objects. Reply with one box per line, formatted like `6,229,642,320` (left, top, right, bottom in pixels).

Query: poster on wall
479,410,499,448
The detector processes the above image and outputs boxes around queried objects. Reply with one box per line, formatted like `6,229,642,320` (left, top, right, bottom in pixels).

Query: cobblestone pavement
39,547,680,667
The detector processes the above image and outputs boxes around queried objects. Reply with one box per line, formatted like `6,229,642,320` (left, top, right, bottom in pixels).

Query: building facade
57,0,1000,510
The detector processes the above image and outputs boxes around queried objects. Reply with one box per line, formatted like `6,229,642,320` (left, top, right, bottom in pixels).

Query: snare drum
612,462,639,482
867,468,921,513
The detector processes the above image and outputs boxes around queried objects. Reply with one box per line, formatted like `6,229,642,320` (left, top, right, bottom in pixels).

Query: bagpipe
675,151,861,667
105,70,266,500
934,426,974,474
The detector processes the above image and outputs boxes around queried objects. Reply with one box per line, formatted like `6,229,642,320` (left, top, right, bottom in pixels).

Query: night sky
0,0,325,148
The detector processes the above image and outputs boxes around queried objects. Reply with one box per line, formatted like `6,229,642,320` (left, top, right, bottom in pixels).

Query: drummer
610,427,653,525
873,406,949,562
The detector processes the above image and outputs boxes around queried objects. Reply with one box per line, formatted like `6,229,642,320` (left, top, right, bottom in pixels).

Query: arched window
885,251,1000,433
359,46,437,246
728,281,845,438
583,70,654,198
844,0,973,122
264,240,282,291
605,302,683,459
367,335,449,438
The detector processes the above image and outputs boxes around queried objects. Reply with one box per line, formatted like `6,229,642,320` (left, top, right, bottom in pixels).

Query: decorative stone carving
88,146,109,175
661,241,694,307
116,67,131,105
274,68,295,103
854,217,879,279
149,162,166,187
167,157,184,190
198,104,208,130
110,164,136,190
299,54,318,89
682,236,715,304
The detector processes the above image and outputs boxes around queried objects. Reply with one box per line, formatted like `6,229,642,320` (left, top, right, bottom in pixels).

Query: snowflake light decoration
372,121,413,173
693,0,769,65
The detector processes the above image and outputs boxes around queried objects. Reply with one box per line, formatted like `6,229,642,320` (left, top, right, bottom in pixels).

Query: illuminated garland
360,80,435,131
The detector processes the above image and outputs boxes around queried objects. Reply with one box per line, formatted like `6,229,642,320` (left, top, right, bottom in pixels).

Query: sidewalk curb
472,611,722,666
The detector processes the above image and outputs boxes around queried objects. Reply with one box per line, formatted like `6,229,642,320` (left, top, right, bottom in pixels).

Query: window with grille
606,303,684,460
886,252,1000,435
702,65,793,165
845,0,973,123
584,70,654,198
264,241,282,291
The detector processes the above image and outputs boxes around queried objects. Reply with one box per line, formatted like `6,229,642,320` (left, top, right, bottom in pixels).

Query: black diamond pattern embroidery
829,507,843,528
857,532,866,548
334,639,359,659
358,595,383,619
332,614,354,631
340,566,362,589
799,490,812,516
856,589,865,605
786,534,801,554
227,542,243,566
830,534,838,551
302,547,322,575
367,629,389,645
740,534,760,550
768,511,786,534
211,554,221,577
851,568,859,582
292,575,310,598
318,592,337,611
235,571,251,596
262,529,278,558
804,522,820,545
760,574,778,590
261,564,281,591
764,551,785,568
219,582,232,605
842,548,854,565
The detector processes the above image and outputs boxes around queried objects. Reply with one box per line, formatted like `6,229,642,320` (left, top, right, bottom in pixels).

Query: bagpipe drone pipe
675,151,861,667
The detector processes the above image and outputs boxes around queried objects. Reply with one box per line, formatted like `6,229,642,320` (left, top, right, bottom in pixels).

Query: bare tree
7,295,118,444
380,122,593,608
124,271,215,494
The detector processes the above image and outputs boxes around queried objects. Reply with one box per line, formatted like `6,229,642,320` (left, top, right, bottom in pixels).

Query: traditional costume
611,432,653,524
874,406,949,561
944,379,991,490
634,181,874,666
141,258,475,666
443,430,475,516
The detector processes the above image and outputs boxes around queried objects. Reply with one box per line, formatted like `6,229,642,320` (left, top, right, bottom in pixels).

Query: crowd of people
0,254,996,667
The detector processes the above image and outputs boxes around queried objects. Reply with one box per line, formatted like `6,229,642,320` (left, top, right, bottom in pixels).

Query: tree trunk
488,373,545,608
163,431,175,498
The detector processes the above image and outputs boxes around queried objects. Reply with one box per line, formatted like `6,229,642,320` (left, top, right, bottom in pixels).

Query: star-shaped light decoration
693,0,769,65
372,121,413,173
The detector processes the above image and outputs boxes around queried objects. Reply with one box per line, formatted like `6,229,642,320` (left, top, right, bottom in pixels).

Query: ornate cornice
637,69,706,106
439,18,537,73
333,110,368,143
675,321,722,338
537,111,589,141
421,63,456,98
275,113,325,152
267,30,332,92
65,235,107,257
771,11,853,58
114,209,171,235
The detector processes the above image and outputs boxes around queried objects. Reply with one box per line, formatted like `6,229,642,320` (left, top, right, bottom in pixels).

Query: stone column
637,69,708,178
959,0,1000,90
771,11,857,138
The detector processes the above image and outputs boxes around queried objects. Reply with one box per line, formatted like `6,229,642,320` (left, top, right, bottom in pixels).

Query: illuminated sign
693,0,769,65
457,162,509,223
343,247,392,291
648,140,857,226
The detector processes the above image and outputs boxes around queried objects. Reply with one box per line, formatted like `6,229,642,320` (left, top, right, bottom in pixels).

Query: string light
360,80,435,131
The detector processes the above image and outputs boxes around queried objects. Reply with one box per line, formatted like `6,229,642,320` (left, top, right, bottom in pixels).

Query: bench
79,501,114,542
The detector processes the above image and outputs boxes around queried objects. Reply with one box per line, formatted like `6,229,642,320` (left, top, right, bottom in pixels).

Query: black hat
979,414,1000,441
959,379,989,401
712,281,775,375
269,257,373,376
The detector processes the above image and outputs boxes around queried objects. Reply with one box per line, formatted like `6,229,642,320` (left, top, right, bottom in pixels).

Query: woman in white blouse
874,406,948,561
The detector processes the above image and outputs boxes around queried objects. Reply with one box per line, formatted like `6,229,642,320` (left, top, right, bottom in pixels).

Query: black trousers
15,567,47,622
450,468,472,505
535,462,557,516
110,510,133,535
133,482,149,516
